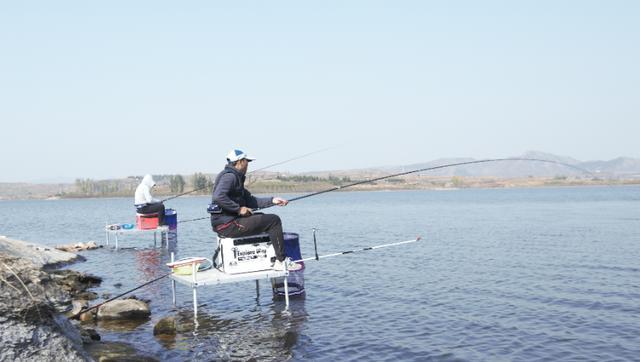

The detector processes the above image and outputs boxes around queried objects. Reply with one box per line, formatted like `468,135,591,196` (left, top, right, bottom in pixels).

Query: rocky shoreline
0,236,157,361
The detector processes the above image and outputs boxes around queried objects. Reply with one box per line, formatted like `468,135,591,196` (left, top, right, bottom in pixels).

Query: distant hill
270,151,640,179
346,151,640,179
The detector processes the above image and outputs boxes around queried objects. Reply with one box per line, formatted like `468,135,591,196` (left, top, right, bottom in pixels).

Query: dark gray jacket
209,165,273,228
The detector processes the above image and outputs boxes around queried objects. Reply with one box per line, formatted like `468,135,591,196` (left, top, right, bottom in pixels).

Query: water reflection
154,294,309,360
166,230,178,253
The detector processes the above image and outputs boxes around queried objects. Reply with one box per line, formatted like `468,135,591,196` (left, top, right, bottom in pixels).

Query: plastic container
172,262,201,275
164,208,178,230
136,213,159,230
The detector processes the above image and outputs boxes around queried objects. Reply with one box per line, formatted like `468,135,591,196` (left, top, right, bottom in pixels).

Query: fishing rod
160,146,335,203
262,157,597,208
180,157,596,223
293,235,422,264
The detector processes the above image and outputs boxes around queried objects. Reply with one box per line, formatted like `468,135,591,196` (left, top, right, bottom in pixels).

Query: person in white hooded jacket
134,174,165,225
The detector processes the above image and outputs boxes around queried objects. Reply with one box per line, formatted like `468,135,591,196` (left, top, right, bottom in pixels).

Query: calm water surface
1,186,639,361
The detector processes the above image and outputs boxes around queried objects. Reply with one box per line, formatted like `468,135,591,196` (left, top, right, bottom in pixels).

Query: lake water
1,186,639,361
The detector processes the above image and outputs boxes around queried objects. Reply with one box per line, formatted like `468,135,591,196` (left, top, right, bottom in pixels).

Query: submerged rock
97,299,151,320
79,327,101,344
55,241,99,253
153,316,177,335
85,341,159,362
75,291,98,300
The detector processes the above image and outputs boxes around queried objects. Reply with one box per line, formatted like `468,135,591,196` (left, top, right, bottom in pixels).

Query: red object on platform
136,213,159,230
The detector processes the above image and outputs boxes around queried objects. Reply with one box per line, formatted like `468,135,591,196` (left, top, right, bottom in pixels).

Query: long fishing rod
263,157,597,208
180,157,596,223
160,146,335,203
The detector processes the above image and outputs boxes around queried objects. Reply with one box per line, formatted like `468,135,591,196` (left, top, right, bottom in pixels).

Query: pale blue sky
1,1,638,182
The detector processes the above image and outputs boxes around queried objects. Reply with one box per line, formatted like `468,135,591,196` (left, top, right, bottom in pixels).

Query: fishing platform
168,233,305,318
105,224,170,250
168,259,291,317
104,209,177,250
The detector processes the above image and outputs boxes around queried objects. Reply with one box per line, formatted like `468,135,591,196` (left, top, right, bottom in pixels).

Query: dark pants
214,213,286,262
137,203,165,225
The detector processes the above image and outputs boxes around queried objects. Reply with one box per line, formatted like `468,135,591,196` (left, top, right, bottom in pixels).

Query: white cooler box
214,233,276,274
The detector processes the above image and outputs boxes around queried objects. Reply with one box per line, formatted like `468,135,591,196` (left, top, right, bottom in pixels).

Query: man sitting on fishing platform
209,148,302,271
134,174,166,226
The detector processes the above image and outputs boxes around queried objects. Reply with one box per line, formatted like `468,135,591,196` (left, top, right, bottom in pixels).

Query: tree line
72,173,214,197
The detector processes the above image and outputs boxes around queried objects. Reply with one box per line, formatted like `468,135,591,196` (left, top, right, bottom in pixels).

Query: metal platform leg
193,287,198,318
284,263,290,308
154,231,157,247
256,280,260,300
170,252,176,306
164,230,168,249
115,233,119,250
172,280,177,306
105,231,109,246
192,262,198,319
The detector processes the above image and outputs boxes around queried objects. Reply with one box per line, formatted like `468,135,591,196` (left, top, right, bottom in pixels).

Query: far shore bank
1,176,639,201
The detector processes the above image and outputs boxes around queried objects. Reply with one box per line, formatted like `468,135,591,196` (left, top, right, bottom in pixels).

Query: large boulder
97,299,150,320
0,236,81,268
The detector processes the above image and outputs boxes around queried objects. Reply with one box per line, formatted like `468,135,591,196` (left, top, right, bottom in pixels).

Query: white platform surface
170,267,288,287
105,225,170,234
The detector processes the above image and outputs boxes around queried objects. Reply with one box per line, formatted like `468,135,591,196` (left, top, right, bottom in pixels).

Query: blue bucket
165,208,178,230
283,232,303,262
273,232,305,297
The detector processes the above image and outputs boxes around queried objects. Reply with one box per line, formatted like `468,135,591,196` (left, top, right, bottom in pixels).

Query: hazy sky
1,1,638,182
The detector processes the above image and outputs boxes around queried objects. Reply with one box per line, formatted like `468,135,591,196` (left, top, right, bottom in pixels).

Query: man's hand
239,207,253,216
272,197,289,206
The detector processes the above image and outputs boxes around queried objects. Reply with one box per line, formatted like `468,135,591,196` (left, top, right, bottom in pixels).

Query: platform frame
168,253,290,318
105,225,170,250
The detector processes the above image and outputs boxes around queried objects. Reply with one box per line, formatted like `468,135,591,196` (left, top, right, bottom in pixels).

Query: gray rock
97,299,150,320
0,246,100,361
55,241,99,253
153,316,176,335
85,341,159,362
79,327,101,344
69,300,88,316
75,291,98,300
0,298,91,362
0,236,80,268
